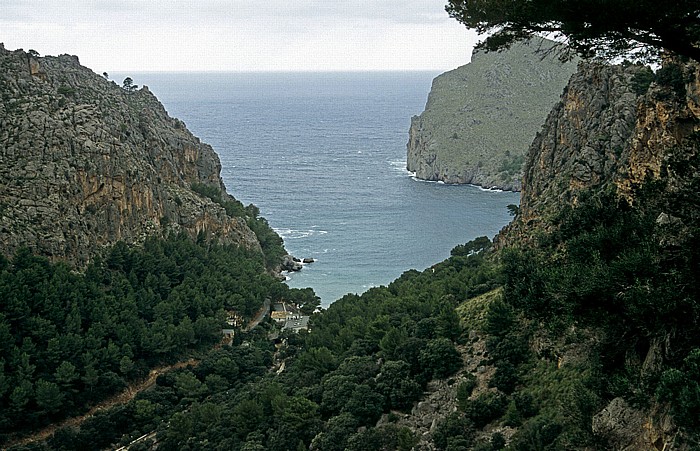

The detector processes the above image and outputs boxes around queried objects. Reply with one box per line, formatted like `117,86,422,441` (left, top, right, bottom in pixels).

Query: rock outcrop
506,59,700,240
518,62,644,221
0,44,262,266
406,38,578,191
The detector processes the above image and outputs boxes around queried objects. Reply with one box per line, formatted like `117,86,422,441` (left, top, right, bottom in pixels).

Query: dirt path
6,358,199,449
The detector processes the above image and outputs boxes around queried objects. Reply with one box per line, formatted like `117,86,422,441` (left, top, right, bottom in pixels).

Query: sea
118,72,520,306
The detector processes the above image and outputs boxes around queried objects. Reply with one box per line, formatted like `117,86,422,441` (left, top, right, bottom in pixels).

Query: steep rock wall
513,60,700,229
0,45,261,265
518,62,643,222
406,39,578,191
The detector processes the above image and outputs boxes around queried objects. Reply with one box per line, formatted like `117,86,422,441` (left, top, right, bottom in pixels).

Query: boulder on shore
281,255,303,272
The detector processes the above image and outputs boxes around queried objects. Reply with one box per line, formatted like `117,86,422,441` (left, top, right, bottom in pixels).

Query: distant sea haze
118,72,520,306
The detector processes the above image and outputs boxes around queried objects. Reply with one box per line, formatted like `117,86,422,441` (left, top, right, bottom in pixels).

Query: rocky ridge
499,59,700,449
406,39,578,191
0,44,262,266
506,59,700,242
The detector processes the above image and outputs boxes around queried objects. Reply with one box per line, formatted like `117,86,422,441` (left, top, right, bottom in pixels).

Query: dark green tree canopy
446,0,700,62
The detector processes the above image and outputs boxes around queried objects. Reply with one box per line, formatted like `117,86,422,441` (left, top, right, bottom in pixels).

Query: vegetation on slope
0,233,284,444
488,174,700,448
5,236,502,450
191,182,286,269
6,160,700,449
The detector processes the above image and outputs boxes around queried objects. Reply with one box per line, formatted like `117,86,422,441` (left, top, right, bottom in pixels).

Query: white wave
388,159,407,168
307,225,329,235
475,185,504,193
312,248,336,254
388,159,417,178
273,228,329,240
408,176,507,192
411,175,442,184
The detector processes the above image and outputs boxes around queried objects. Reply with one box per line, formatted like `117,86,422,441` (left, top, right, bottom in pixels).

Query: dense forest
5,234,501,450
0,232,290,444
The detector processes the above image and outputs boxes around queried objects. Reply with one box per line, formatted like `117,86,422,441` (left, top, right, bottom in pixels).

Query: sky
1,0,479,73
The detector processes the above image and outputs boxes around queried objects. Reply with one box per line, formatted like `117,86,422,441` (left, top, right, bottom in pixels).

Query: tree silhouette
446,0,700,62
122,77,138,92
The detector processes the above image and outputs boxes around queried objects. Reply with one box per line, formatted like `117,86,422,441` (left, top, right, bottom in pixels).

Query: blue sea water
120,72,520,306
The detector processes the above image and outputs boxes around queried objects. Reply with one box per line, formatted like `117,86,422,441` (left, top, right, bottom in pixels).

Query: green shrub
432,413,475,451
419,338,463,379
57,85,76,97
656,348,700,429
456,374,478,409
461,391,508,428
509,415,563,451
630,67,654,95
655,63,686,98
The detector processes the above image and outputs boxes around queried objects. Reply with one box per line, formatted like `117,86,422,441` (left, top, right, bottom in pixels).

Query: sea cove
125,72,520,305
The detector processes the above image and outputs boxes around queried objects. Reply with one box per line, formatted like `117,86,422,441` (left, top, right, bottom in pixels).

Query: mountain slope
406,38,578,190
0,44,265,266
493,58,700,449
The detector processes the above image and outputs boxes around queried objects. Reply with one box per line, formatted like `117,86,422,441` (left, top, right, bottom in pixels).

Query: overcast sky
2,0,478,73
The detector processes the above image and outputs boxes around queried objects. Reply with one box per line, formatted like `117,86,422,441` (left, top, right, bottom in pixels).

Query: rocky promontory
0,44,265,266
406,39,578,191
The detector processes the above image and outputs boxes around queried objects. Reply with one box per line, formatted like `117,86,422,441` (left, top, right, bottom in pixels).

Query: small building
271,310,289,322
272,302,302,323
222,329,235,339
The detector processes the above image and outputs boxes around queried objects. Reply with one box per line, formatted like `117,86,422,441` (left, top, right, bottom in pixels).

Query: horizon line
106,68,452,74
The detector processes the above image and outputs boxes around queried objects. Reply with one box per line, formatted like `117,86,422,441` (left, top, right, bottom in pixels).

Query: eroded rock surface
0,45,261,265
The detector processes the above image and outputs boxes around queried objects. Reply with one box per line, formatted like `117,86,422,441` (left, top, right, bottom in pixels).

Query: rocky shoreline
280,254,315,272
410,173,522,193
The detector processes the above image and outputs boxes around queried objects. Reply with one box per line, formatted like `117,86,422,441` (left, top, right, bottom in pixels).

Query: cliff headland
406,38,578,191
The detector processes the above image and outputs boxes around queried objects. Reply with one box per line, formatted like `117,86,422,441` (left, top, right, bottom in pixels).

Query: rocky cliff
406,39,578,191
498,59,700,450
510,59,699,238
517,62,644,222
0,44,262,266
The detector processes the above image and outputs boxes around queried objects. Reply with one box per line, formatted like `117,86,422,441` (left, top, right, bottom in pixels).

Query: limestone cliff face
517,62,643,223
619,62,700,200
514,59,700,229
0,44,261,265
406,39,578,191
